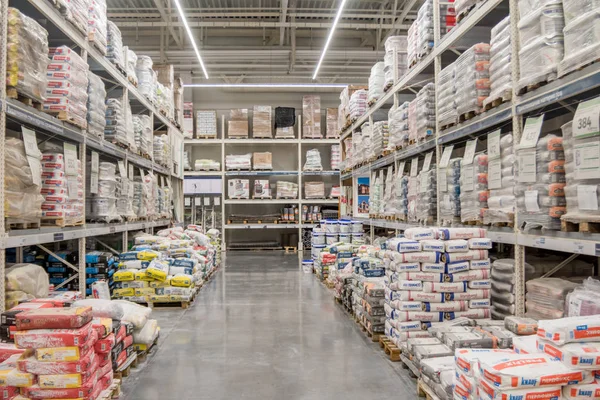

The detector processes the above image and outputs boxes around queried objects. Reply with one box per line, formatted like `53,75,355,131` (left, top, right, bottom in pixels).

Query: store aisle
121,252,415,400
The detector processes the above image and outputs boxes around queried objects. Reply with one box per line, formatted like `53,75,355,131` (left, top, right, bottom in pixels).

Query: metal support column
0,0,8,312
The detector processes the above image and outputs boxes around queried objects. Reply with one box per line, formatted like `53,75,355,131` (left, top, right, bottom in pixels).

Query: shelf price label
573,97,600,139
117,161,126,178
488,159,502,189
520,115,544,148
21,127,41,187
63,143,78,176
518,149,537,183
487,129,501,160
439,145,454,168
462,139,477,165
398,161,406,175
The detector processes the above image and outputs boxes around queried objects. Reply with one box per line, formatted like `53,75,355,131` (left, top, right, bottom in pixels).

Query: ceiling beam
381,0,419,46
152,0,182,48
114,20,410,30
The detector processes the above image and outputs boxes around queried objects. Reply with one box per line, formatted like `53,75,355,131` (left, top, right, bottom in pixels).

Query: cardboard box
252,152,272,170
228,179,249,199
302,95,321,138
195,109,217,138
253,180,271,199
253,105,272,138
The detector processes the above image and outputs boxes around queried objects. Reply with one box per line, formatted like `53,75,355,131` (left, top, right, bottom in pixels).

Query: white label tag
398,161,406,174
118,161,126,177
194,197,201,206
578,185,599,211
215,196,221,206
573,97,600,139
29,157,41,187
204,197,211,206
574,139,600,180
91,152,99,173
462,139,477,165
63,143,78,176
67,177,79,200
21,127,39,158
462,165,474,191
90,173,99,194
422,152,433,172
518,149,537,183
525,190,540,212
520,115,545,148
439,145,454,168
488,159,502,189
439,170,448,192
487,130,501,160
410,157,419,177
419,173,428,193
129,164,134,180
184,197,191,206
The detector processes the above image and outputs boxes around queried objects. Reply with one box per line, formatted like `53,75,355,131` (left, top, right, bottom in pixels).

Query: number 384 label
574,97,600,138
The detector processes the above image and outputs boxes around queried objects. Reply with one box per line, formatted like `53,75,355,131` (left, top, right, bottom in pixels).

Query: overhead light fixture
172,0,209,79
183,83,348,88
312,0,348,80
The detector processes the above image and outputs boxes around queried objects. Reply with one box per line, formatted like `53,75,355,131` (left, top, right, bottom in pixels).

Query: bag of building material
512,335,540,354
537,341,600,369
538,315,600,345
113,300,151,329
133,319,158,346
72,299,124,320
420,356,455,383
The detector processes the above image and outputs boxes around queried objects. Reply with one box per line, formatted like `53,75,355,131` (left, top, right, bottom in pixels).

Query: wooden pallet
45,110,88,130
459,111,477,123
440,122,456,131
114,354,138,380
196,135,219,140
135,336,159,363
6,88,43,111
379,336,401,362
128,75,138,87
284,246,298,254
88,32,107,55
148,299,193,309
462,220,483,226
325,280,335,289
417,379,441,400
6,218,41,230
561,219,600,234
517,77,554,96
483,94,510,112
41,218,84,228
98,379,121,400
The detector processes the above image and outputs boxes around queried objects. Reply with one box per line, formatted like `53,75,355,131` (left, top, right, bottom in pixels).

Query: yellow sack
113,270,135,282
112,288,134,297
146,260,169,282
170,274,193,288
134,270,154,282
134,288,156,297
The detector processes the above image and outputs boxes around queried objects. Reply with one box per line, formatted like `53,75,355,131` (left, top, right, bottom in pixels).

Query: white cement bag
455,348,515,376
387,237,421,252
399,291,445,302
446,289,490,301
446,261,470,274
392,251,442,263
387,319,422,332
443,250,489,263
449,309,490,320
538,316,600,345
513,335,541,354
468,237,493,249
420,356,455,383
438,227,486,240
404,227,438,240
423,301,468,312
537,341,600,369
422,263,446,273
563,382,600,399
470,259,491,269
479,379,562,400
396,271,444,282
469,298,491,308
423,282,467,293
479,353,594,389
398,311,445,322
445,239,469,252
468,279,491,289
390,262,420,272
421,240,445,252
390,300,422,311
391,280,423,291
398,331,432,341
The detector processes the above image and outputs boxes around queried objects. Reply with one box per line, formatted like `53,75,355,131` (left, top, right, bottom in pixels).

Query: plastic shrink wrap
226,154,251,170
368,62,385,103
326,108,339,138
460,154,488,224
153,134,170,167
383,36,409,90
395,172,409,220
515,133,566,231
87,162,120,223
517,0,565,89
302,95,321,139
484,134,515,224
106,21,124,69
485,17,512,109
389,102,410,149
490,259,535,319
455,0,483,18
369,172,383,216
331,145,341,170
104,98,127,147
87,72,106,140
133,115,153,159
561,121,600,224
439,158,461,225
88,0,108,54
566,277,600,317
303,149,322,171
416,84,435,142
7,8,49,103
5,264,49,310
526,277,578,319
252,152,272,170
44,46,89,129
304,182,325,199
349,90,368,120
41,148,84,225
5,137,43,224
417,168,437,223
228,109,249,138
136,56,155,104
438,64,456,128
454,43,490,116
194,159,220,171
253,105,272,138
124,47,138,86
383,166,397,217
276,181,298,199
560,10,600,77
371,121,390,156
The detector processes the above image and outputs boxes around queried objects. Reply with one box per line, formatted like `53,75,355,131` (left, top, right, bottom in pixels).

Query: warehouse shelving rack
339,0,600,316
0,0,186,311
184,112,340,251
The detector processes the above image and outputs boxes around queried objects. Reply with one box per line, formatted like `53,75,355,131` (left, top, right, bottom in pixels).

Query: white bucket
302,260,313,273
352,233,364,244
339,233,351,244
326,233,338,245
339,220,352,233
352,220,363,233
324,220,339,234
311,231,325,245
312,245,326,259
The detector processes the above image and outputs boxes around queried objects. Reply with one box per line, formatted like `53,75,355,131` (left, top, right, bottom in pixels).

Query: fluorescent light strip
312,0,348,80
184,83,348,88
172,0,209,79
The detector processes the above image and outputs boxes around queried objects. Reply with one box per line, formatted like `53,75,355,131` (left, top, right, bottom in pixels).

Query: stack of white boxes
383,36,408,90
484,16,512,108
388,102,410,149
438,64,456,128
416,84,435,142
455,43,491,117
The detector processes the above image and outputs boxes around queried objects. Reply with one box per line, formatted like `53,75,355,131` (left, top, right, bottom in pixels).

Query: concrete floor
121,252,417,400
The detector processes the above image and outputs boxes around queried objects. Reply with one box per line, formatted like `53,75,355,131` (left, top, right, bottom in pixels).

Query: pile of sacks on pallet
0,295,159,400
110,225,220,304
382,227,492,349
